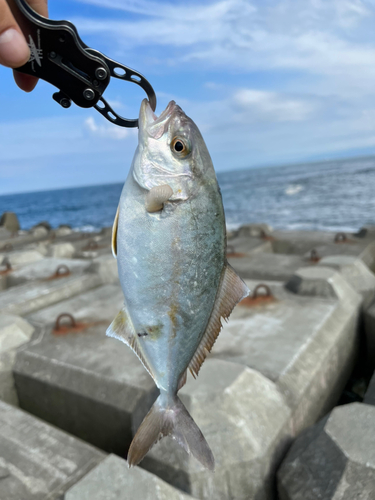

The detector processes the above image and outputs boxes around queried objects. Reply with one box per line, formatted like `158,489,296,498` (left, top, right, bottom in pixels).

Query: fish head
132,99,215,201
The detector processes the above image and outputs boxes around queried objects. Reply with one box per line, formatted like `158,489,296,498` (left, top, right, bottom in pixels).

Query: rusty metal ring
2,243,13,252
1,257,11,271
310,249,320,262
54,313,76,331
334,232,347,243
252,284,272,299
55,264,70,277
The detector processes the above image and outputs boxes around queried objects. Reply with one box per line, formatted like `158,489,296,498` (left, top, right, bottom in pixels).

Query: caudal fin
127,394,215,471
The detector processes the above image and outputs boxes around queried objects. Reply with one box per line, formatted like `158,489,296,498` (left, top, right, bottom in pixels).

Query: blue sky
1,0,375,195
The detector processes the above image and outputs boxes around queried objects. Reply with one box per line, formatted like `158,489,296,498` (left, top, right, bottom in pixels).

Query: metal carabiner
10,0,157,127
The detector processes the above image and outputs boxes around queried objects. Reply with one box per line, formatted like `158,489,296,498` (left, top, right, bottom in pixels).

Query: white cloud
233,89,314,122
84,116,134,139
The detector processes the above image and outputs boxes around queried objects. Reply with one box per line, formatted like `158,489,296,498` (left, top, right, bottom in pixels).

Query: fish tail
127,393,215,471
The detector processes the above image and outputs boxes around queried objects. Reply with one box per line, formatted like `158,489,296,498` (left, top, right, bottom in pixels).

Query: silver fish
108,99,249,470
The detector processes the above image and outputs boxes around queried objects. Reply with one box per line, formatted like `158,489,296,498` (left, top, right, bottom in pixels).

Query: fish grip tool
10,0,157,127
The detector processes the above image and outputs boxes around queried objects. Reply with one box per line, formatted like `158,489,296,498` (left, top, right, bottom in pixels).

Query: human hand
0,0,48,91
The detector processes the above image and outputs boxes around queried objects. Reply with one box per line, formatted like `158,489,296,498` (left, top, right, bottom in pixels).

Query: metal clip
11,0,157,127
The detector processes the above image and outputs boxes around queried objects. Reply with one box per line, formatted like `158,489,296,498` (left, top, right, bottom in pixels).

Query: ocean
1,155,375,233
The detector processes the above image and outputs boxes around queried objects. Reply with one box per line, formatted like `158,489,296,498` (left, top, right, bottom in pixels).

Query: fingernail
0,28,29,67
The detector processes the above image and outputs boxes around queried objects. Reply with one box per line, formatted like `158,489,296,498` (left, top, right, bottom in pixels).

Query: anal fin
106,306,155,381
189,263,250,378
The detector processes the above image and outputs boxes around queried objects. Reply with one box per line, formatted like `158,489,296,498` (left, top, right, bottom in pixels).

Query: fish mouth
139,99,177,139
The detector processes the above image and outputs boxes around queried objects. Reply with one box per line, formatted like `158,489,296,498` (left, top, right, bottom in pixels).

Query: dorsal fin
111,204,120,258
106,306,155,381
188,263,250,378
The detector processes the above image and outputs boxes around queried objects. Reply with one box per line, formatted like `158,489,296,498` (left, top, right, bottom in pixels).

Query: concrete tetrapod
0,273,102,316
228,252,310,282
65,454,195,500
5,257,92,287
226,235,273,256
0,400,105,500
14,285,158,456
142,267,361,499
318,255,375,309
142,359,291,500
277,403,375,500
0,314,34,405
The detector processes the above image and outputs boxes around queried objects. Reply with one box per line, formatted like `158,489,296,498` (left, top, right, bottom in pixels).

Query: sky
1,0,375,195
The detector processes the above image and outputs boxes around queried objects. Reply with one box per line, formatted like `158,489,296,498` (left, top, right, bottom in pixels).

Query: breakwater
1,212,375,499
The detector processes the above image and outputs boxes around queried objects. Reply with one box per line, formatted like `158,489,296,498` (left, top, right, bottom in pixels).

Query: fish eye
171,136,191,157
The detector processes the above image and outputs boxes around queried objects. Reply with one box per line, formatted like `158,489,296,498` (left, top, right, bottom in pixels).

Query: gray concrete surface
1,249,45,267
226,235,273,256
363,298,375,374
0,400,105,500
86,255,119,284
0,273,102,316
278,403,375,500
271,229,338,255
318,255,375,308
236,223,273,238
5,258,92,288
14,285,158,456
0,314,34,405
228,252,310,281
142,359,291,500
364,370,375,405
65,454,195,500
0,212,20,232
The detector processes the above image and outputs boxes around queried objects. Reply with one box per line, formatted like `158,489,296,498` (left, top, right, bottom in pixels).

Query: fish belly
117,174,225,392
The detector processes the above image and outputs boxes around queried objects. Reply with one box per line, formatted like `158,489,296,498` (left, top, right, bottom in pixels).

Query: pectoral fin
107,306,155,381
111,204,120,258
145,185,173,213
188,263,250,378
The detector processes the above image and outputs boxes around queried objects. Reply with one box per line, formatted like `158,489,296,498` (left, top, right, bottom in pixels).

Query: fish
108,98,250,471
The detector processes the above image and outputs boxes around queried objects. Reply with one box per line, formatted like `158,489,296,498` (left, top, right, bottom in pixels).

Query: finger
0,1,29,68
13,70,38,92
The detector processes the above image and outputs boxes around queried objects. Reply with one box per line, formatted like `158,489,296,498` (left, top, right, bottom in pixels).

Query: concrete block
216,267,361,432
6,258,92,287
0,212,20,232
30,225,49,237
228,252,309,282
318,255,375,308
0,400,105,500
0,314,34,405
363,299,375,374
0,273,102,316
364,370,375,405
0,226,11,240
305,240,375,270
226,235,273,257
65,454,195,500
26,283,123,324
85,255,119,284
55,225,73,237
1,249,44,267
271,229,337,255
14,285,158,456
278,403,375,500
237,223,273,238
48,242,76,258
142,359,292,500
